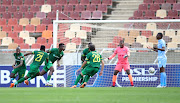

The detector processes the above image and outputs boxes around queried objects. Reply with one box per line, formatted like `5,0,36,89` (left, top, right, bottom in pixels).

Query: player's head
59,43,65,51
156,33,163,40
119,40,124,48
88,42,93,48
40,45,46,51
16,47,21,54
89,44,95,51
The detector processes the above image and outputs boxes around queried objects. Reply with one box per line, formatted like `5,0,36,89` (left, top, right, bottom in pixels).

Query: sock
112,75,117,86
84,75,90,83
128,74,134,86
160,72,164,86
11,78,14,82
163,72,167,86
74,74,83,85
17,77,25,84
47,75,51,81
28,77,31,81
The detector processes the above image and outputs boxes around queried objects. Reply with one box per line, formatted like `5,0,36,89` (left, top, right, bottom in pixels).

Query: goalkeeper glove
123,55,128,58
104,58,109,62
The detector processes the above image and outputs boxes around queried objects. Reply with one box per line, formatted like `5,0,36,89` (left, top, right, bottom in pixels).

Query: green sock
17,77,25,84
74,74,83,85
28,77,31,81
84,75,90,83
47,75,51,81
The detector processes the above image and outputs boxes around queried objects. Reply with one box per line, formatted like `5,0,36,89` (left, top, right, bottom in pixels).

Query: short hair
88,42,92,45
59,43,65,48
157,33,163,38
120,40,124,43
89,44,95,51
40,45,45,51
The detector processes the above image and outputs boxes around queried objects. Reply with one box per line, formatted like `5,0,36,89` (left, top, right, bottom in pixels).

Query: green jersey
85,51,102,68
49,48,64,63
31,51,48,67
13,53,26,68
82,48,90,58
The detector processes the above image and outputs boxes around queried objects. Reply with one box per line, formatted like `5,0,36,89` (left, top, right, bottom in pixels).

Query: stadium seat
168,10,178,17
165,30,175,37
2,25,12,32
156,9,167,18
81,11,91,20
25,25,35,32
36,37,46,44
30,5,40,12
129,30,140,37
133,23,146,29
124,36,135,44
24,12,34,19
177,30,180,36
70,12,80,20
136,36,147,44
52,5,62,12
143,42,153,48
153,30,163,36
69,0,79,5
166,0,176,3
41,4,51,13
172,36,180,43
71,37,81,45
113,36,123,44
2,0,11,5
59,23,70,32
65,43,76,52
0,6,6,13
143,0,153,3
144,10,155,17
47,12,56,20
86,5,96,12
91,0,101,5
154,0,165,4
42,18,52,25
48,38,53,44
169,23,180,29
163,36,171,43
25,37,35,45
0,18,6,26
57,32,65,38
75,5,85,12
2,12,12,19
31,18,40,26
138,4,148,11
161,3,171,11
65,30,75,39
92,11,102,19
64,5,73,12
57,0,67,5
19,43,30,49
98,5,107,13
19,31,29,39
81,24,92,32
13,12,23,19
108,43,118,48
8,18,18,26
157,23,168,29
150,4,160,11
80,0,90,5
8,43,18,49
42,30,52,39
118,30,128,38
36,12,46,19
19,6,29,12
141,30,152,38
172,3,180,11
47,24,53,31
60,37,70,44
131,43,143,48
46,0,56,5
35,0,45,5
1,37,12,46
146,23,157,30
19,18,29,26
0,31,7,39
102,0,112,5
76,30,87,39
59,12,70,20
44,43,51,49
133,10,143,17
36,24,46,32
13,37,24,44
13,0,23,6
31,43,41,49
24,0,34,5
70,24,80,31
167,42,177,48
128,17,139,20
8,6,17,12
8,32,18,39
148,36,158,44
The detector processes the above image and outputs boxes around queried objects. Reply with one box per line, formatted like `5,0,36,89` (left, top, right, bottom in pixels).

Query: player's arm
81,50,86,62
99,60,104,76
23,52,34,56
124,48,130,58
154,47,165,51
77,61,87,72
13,60,23,69
46,50,50,53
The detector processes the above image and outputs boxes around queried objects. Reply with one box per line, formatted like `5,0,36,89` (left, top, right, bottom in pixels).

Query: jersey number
35,54,43,62
92,54,100,62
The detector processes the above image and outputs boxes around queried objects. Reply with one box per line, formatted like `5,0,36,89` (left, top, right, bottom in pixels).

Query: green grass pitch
0,87,179,103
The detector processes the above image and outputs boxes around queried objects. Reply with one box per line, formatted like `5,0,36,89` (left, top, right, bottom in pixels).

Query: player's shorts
43,61,53,72
158,58,167,68
27,65,40,78
81,66,99,77
114,63,130,72
11,66,26,78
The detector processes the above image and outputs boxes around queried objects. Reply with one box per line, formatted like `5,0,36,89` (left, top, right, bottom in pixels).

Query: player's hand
147,46,152,49
104,58,109,63
99,71,103,76
19,56,23,58
57,63,60,67
123,55,128,58
77,68,82,72
12,65,16,69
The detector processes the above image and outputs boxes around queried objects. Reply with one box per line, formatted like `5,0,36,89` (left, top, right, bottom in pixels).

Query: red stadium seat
166,0,176,3
59,12,70,20
70,12,80,20
60,37,70,45
98,5,107,13
161,3,171,11
34,0,44,5
13,12,23,19
48,38,53,44
24,12,34,19
144,10,155,17
108,43,118,48
75,5,85,12
19,43,30,49
128,17,139,20
81,24,92,32
81,11,91,20
162,36,171,43
46,0,56,5
154,0,165,4
86,5,96,12
131,43,143,48
8,18,18,26
13,25,23,32
14,37,24,44
80,0,90,5
57,0,67,5
91,0,101,5
71,37,81,45
2,25,12,32
2,12,12,19
168,10,178,17
47,12,56,20
69,0,79,5
44,43,51,49
8,6,17,12
64,5,73,12
19,6,29,12
102,0,112,5
92,11,102,19
157,23,168,29
41,18,52,25
36,12,46,19
52,5,62,12
36,24,46,32
150,4,160,11
169,23,180,29
47,24,53,31
143,0,153,4
2,0,11,5
173,4,180,11
13,0,23,6
141,30,152,37
30,5,40,12
36,37,46,44
0,6,6,13
164,16,178,19
133,10,143,17
25,25,35,32
138,4,148,11
0,18,6,26
133,23,145,29
31,43,41,49
113,36,123,44
24,0,34,5
8,32,18,39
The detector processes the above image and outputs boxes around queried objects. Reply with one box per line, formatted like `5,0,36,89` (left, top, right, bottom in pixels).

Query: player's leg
10,75,28,88
79,64,87,84
124,64,134,87
112,64,122,87
10,69,18,83
45,66,54,86
25,70,40,85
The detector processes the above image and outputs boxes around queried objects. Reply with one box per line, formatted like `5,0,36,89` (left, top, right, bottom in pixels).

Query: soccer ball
149,67,155,74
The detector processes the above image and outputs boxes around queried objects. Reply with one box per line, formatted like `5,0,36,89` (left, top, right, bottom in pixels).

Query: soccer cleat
10,83,15,88
112,85,115,87
79,78,83,84
25,80,29,85
80,83,86,88
156,84,163,88
70,85,76,88
45,82,53,86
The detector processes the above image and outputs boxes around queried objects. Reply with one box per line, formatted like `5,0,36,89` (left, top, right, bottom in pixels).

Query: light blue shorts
158,58,167,68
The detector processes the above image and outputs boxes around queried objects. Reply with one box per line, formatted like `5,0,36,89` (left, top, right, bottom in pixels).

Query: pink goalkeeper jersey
114,46,129,64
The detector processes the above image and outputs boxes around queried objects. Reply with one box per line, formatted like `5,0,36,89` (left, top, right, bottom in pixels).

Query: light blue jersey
158,39,167,68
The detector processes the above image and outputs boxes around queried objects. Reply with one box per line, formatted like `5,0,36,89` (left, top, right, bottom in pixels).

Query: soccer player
10,45,49,88
39,43,65,86
104,40,134,87
148,33,167,88
71,44,104,88
10,47,27,83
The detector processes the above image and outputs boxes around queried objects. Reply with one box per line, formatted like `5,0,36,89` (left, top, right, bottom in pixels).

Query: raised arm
24,52,33,56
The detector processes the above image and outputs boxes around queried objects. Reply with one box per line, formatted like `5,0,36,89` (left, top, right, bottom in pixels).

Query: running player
10,47,27,83
71,44,104,88
104,40,134,87
148,33,167,88
10,45,49,88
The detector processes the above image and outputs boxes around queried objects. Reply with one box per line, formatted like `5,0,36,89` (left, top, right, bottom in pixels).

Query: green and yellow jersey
85,51,102,68
31,51,48,68
48,48,64,63
13,53,26,68
82,48,90,61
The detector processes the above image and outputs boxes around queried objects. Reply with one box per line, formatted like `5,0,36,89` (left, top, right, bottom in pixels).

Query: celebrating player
71,44,104,88
104,40,134,87
148,33,167,88
10,47,27,84
10,45,49,88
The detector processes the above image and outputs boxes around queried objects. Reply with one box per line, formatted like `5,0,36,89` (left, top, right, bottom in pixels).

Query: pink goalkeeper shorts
114,63,130,72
